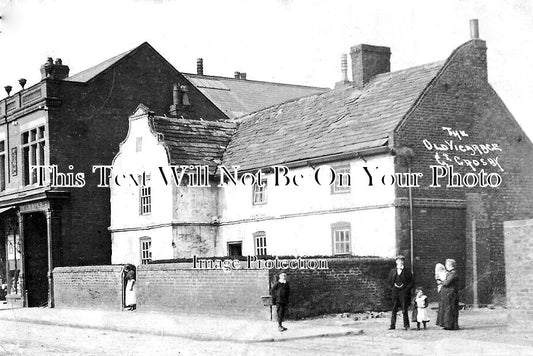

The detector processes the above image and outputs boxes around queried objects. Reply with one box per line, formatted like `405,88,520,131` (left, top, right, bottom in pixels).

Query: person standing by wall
388,255,414,330
439,258,460,330
124,265,137,311
271,272,290,332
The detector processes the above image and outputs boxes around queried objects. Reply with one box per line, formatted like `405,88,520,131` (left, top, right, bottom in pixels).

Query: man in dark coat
271,272,290,332
388,255,414,330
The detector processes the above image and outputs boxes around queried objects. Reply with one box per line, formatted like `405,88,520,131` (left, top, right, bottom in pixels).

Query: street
0,307,532,355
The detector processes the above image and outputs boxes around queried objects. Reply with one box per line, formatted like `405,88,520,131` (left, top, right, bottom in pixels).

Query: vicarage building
111,21,533,304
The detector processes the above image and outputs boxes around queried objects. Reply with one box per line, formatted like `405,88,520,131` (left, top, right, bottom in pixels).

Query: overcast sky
0,0,532,139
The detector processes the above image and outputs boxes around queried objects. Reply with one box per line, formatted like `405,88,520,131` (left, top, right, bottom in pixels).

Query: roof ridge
183,72,329,90
153,115,237,128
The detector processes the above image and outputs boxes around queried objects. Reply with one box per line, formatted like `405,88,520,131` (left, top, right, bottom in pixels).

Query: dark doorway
227,242,242,257
24,212,48,307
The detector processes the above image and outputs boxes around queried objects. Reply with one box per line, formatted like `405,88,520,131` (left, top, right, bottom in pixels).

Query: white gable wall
110,114,174,264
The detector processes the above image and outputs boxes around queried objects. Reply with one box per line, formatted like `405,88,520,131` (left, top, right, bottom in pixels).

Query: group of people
269,255,461,333
388,255,460,331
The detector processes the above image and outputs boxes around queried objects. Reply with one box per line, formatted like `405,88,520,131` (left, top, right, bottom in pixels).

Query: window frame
253,231,267,256
139,173,152,215
331,222,352,255
21,125,46,186
140,237,152,265
252,179,267,205
331,164,351,194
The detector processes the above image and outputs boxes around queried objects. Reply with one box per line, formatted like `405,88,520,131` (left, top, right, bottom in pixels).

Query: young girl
414,287,430,330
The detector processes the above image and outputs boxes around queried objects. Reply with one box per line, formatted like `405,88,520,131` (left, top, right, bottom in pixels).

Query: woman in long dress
439,259,460,330
125,268,137,311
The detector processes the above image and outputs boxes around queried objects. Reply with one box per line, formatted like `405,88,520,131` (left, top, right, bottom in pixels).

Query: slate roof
222,61,445,170
151,116,237,170
184,74,329,119
65,47,136,82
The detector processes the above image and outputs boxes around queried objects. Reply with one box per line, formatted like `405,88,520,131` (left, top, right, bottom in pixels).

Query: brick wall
53,258,394,319
394,39,533,304
269,258,395,319
47,43,229,268
136,263,270,318
53,265,124,310
504,219,533,332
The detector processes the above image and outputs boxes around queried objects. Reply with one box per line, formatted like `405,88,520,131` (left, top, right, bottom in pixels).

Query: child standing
270,273,290,332
414,287,430,330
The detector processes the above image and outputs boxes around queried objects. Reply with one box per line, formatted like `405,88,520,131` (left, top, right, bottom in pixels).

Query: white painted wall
111,226,173,265
110,113,173,230
110,111,174,265
217,156,397,257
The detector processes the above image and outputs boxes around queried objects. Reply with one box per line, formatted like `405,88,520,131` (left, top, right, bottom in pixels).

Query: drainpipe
394,147,415,274
408,165,414,274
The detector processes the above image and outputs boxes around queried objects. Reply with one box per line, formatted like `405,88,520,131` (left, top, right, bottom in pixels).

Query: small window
227,242,243,257
332,222,351,255
254,231,267,256
252,179,267,205
331,164,351,194
140,237,152,264
139,174,151,215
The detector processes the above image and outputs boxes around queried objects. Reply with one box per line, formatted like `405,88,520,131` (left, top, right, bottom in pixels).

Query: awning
0,207,15,215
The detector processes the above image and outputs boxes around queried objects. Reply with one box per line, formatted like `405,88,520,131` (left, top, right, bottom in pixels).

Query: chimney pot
341,53,348,82
197,58,204,75
18,78,27,89
470,19,479,39
40,57,70,80
350,44,391,89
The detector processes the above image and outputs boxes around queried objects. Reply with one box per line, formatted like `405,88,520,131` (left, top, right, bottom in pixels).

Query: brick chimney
350,44,390,89
40,57,70,80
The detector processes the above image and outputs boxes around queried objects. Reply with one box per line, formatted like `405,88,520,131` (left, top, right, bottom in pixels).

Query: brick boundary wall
504,218,533,332
136,263,271,318
53,265,124,310
269,257,395,319
52,258,395,319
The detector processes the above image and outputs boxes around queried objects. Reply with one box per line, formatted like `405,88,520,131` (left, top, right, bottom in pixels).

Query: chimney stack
197,58,204,75
40,57,70,80
234,71,241,79
240,72,247,80
350,44,391,89
470,19,479,39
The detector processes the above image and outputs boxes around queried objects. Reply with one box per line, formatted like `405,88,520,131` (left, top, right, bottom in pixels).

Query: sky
0,0,532,140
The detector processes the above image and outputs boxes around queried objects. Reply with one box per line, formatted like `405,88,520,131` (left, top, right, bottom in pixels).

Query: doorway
24,212,49,307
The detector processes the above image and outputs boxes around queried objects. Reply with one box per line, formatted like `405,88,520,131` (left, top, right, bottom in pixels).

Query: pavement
0,303,361,343
1,302,533,356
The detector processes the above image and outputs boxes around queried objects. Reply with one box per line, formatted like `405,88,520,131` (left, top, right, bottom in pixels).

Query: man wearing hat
388,255,414,330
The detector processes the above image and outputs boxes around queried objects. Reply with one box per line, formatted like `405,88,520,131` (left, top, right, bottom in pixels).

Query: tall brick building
0,42,325,307
111,21,533,304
